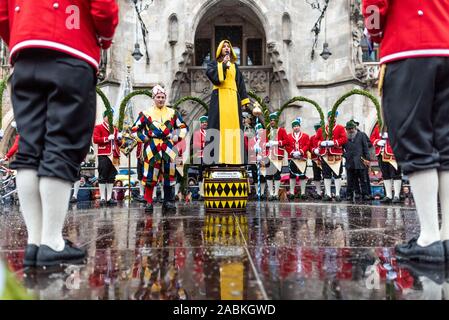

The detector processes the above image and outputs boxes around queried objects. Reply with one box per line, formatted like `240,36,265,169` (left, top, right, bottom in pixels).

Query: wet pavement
1,200,449,300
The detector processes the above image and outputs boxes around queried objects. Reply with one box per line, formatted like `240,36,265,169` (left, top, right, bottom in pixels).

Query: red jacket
93,122,121,158
309,133,320,161
174,139,186,163
315,124,348,156
370,124,395,158
4,134,19,160
193,129,206,158
0,0,119,70
362,0,449,64
266,126,289,159
286,131,310,160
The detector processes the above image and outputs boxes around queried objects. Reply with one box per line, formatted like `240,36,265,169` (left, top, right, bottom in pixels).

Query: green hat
345,120,356,129
103,109,113,118
269,112,278,121
314,123,322,131
255,123,263,131
327,110,339,118
291,119,301,128
199,116,208,123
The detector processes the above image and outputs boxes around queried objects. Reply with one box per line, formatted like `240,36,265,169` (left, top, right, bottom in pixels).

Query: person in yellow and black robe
205,40,250,165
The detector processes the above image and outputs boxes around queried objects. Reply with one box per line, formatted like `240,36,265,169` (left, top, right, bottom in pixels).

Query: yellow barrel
203,166,249,214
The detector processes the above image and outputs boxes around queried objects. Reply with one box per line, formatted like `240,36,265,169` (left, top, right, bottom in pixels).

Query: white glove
0,129,4,140
314,148,321,156
108,134,115,141
293,151,301,159
377,139,386,147
256,155,263,162
172,135,179,143
320,140,334,147
381,132,388,139
117,133,123,140
0,157,6,164
267,140,279,147
81,161,86,166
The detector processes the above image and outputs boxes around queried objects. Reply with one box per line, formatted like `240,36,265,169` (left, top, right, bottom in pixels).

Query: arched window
168,14,179,46
282,13,292,45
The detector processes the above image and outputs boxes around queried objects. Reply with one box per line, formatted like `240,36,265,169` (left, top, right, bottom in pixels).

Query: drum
203,166,249,214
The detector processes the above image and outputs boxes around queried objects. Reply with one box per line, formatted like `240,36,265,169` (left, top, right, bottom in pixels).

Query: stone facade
1,0,380,159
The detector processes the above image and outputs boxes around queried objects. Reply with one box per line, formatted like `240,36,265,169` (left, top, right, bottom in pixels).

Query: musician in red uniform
0,0,119,268
370,124,402,204
313,111,348,202
193,116,208,200
286,118,310,201
309,123,323,199
363,0,448,262
93,111,123,207
248,123,267,199
265,112,289,201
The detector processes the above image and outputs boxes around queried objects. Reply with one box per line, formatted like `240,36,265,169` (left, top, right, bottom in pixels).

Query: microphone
225,53,231,68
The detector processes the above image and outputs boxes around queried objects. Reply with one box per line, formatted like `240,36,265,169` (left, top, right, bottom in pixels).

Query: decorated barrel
203,166,249,214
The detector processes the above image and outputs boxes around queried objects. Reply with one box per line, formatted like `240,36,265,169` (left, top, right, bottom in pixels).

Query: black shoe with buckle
36,240,86,268
107,199,118,207
395,237,445,263
288,194,295,201
334,196,342,202
443,240,449,262
145,203,154,212
397,260,446,285
100,199,107,207
322,195,332,202
380,197,392,204
23,244,39,268
392,197,402,204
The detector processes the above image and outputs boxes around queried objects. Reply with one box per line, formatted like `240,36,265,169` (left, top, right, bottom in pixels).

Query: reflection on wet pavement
1,201,449,300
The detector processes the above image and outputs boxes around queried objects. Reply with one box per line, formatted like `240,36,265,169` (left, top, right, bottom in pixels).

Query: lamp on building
320,42,332,60
131,43,144,61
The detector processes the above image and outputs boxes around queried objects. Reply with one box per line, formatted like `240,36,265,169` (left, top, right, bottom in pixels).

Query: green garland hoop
328,89,382,139
96,86,114,133
0,77,9,130
118,90,153,131
278,96,326,135
173,96,208,113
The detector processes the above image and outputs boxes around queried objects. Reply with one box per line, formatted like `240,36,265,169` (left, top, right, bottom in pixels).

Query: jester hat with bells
215,40,238,63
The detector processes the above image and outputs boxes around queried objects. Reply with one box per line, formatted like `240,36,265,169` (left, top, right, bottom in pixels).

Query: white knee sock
274,180,281,197
99,183,106,201
384,179,393,199
314,181,322,195
335,178,342,197
267,180,274,196
161,186,164,198
324,179,332,197
106,183,114,201
260,182,266,196
16,169,42,246
393,179,402,199
153,186,157,199
139,182,144,196
40,177,72,251
300,179,307,195
289,178,296,194
199,182,204,196
175,183,180,196
73,180,80,199
409,169,440,247
438,171,449,241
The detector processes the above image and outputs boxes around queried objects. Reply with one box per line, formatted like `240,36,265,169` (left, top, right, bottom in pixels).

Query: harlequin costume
363,0,449,262
0,0,119,267
93,111,123,206
285,118,310,200
309,123,323,198
205,40,250,165
313,111,348,201
131,85,188,211
265,112,289,201
370,124,402,203
193,116,208,198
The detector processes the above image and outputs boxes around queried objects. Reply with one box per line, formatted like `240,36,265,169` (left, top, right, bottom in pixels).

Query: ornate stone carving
170,42,194,103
